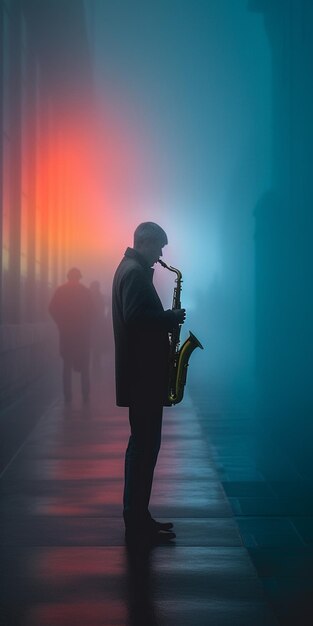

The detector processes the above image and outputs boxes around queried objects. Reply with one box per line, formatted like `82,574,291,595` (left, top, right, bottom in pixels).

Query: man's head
133,222,168,266
67,267,82,283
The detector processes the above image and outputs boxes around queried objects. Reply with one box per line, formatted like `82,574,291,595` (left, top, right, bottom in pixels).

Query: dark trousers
62,358,90,401
123,402,163,528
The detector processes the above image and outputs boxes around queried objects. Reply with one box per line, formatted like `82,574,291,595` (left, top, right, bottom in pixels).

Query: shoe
150,528,176,544
150,518,174,531
125,526,176,546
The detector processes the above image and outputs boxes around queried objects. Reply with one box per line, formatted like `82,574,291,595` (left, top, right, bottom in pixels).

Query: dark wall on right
252,0,313,478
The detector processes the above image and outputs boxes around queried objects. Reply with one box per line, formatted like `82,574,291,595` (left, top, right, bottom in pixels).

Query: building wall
0,0,91,408
251,0,313,478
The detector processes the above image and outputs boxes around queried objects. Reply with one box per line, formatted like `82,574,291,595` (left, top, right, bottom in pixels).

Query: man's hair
134,222,168,248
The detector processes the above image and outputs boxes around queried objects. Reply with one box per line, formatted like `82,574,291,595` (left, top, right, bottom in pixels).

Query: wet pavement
0,368,279,626
194,387,313,626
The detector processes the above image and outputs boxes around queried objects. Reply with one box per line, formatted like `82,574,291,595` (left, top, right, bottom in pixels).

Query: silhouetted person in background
49,268,92,404
112,222,186,544
89,280,107,374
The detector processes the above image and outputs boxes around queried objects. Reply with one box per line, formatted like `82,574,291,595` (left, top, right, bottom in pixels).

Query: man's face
140,237,165,266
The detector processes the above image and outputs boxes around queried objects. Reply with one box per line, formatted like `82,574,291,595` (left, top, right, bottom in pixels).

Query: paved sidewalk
0,371,278,626
192,385,313,626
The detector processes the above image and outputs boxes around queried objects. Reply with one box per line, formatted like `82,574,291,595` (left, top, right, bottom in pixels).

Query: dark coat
112,247,178,407
49,282,92,371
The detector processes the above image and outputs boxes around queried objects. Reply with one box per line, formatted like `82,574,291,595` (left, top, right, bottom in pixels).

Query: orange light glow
32,98,156,288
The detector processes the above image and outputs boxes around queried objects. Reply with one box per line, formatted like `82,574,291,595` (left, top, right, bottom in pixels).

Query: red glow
33,99,154,284
32,548,126,579
16,85,162,295
36,485,122,516
28,601,127,626
41,458,124,480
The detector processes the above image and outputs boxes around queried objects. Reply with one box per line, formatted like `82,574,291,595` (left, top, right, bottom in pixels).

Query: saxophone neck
158,259,182,282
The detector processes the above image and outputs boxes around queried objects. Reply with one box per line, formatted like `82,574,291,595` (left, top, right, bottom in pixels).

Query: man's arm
121,269,184,331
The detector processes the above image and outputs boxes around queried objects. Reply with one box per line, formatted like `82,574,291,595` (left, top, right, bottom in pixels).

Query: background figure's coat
112,248,178,406
49,283,92,372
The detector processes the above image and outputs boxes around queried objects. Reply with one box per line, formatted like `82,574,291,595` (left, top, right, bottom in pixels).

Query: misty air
0,1,312,625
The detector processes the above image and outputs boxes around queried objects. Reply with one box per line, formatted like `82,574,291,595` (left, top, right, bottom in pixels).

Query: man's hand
173,308,186,324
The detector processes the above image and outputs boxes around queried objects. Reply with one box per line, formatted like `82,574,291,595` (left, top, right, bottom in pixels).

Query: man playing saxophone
112,222,186,544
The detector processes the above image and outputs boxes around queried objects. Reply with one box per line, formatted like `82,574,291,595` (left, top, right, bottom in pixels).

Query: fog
5,0,309,483
84,0,270,394
2,4,313,621
81,1,313,481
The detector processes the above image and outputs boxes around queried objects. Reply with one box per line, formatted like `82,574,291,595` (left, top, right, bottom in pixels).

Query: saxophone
158,259,203,405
